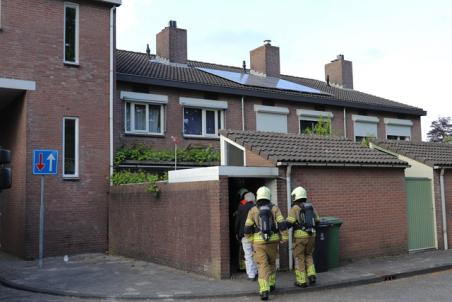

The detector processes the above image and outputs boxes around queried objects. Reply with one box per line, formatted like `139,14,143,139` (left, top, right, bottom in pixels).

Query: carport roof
221,130,407,167
372,140,452,168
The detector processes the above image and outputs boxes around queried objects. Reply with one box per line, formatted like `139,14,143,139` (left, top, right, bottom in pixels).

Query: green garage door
405,178,435,251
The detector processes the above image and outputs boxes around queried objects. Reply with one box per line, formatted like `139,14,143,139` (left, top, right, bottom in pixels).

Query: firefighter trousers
293,236,316,284
253,242,278,293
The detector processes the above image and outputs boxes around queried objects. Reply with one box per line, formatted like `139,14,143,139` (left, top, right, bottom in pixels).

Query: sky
116,0,452,141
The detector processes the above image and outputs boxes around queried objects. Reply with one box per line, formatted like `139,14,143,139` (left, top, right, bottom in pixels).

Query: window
0,0,3,30
125,102,165,135
255,105,289,133
297,109,333,134
63,117,79,178
64,2,79,64
385,118,412,141
183,107,224,137
352,115,379,142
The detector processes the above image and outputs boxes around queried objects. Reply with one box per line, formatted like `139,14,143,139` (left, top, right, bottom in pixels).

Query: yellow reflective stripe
245,218,254,226
287,216,296,223
307,264,316,277
258,278,270,293
276,214,284,223
281,234,289,241
252,233,280,243
295,269,307,284
269,273,276,286
294,229,315,238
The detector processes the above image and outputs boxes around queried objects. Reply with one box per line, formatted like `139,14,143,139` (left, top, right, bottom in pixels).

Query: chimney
325,54,353,89
156,20,187,64
250,40,280,77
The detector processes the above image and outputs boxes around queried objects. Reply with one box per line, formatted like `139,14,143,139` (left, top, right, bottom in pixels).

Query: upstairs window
121,91,167,135
179,97,228,138
183,108,224,137
255,105,289,133
297,109,333,134
385,118,412,141
0,0,3,30
64,2,79,64
352,115,379,142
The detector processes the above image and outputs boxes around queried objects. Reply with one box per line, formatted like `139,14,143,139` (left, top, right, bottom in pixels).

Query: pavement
0,249,452,300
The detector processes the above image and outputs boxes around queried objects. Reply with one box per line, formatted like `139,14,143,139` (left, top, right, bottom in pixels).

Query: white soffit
0,78,36,91
168,166,279,183
120,91,168,104
254,105,289,115
179,97,228,109
296,109,333,119
352,114,379,123
384,118,413,126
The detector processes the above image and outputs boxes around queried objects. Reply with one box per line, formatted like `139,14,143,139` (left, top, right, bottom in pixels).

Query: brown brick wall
109,179,230,279
0,0,113,258
245,150,274,167
290,167,408,260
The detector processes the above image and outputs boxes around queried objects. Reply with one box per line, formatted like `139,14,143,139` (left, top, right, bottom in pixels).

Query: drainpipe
109,6,115,185
343,107,347,138
241,96,245,131
286,165,293,270
440,168,448,250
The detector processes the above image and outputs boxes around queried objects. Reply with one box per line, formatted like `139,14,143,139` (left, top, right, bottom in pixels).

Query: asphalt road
1,269,452,301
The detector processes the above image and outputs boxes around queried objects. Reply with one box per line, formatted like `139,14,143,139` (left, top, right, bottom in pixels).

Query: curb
1,264,452,300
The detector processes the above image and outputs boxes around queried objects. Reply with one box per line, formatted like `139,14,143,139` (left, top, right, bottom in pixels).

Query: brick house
110,130,410,278
371,140,452,253
0,0,120,258
115,21,426,167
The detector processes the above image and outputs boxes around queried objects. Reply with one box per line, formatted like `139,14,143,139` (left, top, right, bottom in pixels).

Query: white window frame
64,2,79,64
63,117,79,178
124,102,165,135
183,107,225,138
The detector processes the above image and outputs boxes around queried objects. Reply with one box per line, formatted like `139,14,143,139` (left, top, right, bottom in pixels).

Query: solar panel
197,67,329,95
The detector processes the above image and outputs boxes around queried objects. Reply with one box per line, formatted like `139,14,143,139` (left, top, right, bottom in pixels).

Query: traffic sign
32,150,58,175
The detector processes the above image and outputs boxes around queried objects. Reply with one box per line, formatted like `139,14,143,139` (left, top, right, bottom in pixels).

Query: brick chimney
250,40,280,77
325,54,353,89
156,20,187,64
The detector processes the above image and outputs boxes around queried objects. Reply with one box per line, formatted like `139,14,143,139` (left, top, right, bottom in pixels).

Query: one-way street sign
32,150,58,175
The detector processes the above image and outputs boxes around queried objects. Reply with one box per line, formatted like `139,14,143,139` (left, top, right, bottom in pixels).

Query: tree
303,117,331,136
427,117,452,142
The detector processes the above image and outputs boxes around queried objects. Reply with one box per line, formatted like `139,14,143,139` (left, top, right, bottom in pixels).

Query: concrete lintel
0,78,36,91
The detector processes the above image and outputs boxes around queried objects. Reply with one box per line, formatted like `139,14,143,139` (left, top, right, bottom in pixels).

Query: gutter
440,168,448,250
276,162,408,168
286,165,293,270
116,73,427,116
109,7,115,185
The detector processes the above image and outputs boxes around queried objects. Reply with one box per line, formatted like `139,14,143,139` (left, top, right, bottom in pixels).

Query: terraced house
115,21,426,163
0,0,121,258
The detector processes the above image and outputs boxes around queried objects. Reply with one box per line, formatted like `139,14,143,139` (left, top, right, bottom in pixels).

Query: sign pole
38,175,45,268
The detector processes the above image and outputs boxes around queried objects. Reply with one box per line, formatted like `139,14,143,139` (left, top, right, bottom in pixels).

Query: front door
405,178,435,251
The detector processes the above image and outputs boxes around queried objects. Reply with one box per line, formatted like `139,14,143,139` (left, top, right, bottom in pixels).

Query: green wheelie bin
321,217,343,269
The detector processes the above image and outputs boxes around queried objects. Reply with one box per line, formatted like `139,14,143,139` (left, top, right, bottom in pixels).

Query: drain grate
383,275,397,281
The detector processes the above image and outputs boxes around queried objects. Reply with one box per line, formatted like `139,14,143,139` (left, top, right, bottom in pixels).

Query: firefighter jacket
234,200,255,240
244,203,289,244
286,203,320,239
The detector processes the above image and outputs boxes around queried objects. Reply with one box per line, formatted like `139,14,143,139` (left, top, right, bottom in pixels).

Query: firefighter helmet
237,187,249,200
256,186,271,201
291,186,307,202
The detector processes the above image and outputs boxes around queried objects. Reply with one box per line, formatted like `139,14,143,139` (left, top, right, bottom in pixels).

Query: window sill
183,135,220,141
64,62,80,68
63,176,80,181
125,132,165,138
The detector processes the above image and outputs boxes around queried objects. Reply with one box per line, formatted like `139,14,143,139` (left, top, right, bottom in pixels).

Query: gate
405,178,435,251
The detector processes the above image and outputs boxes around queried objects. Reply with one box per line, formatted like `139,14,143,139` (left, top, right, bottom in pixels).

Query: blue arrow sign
33,150,58,175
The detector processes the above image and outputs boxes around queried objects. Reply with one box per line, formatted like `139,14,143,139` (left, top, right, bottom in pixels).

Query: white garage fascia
0,78,36,91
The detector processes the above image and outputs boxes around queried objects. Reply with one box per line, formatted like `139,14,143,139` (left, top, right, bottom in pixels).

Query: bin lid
320,216,343,226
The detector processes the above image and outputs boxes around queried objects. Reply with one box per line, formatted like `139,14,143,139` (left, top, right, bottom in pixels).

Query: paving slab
1,250,452,300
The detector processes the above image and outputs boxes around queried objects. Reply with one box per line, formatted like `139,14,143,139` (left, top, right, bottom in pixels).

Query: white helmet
291,186,307,202
256,186,271,201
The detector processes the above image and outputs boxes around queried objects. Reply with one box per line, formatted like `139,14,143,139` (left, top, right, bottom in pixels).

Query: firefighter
287,186,320,288
234,188,258,280
244,186,288,301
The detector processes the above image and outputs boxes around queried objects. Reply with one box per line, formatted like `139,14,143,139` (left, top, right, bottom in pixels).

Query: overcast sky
116,0,452,140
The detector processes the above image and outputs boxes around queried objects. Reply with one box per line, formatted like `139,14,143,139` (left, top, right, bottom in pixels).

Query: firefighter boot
260,291,269,301
294,269,308,288
308,275,316,285
307,264,317,285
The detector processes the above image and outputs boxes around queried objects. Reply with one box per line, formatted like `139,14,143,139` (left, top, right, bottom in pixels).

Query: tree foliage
427,117,452,142
303,117,331,136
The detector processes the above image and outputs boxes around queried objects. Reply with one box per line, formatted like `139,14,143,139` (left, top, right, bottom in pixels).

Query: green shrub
114,145,220,167
111,170,167,196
